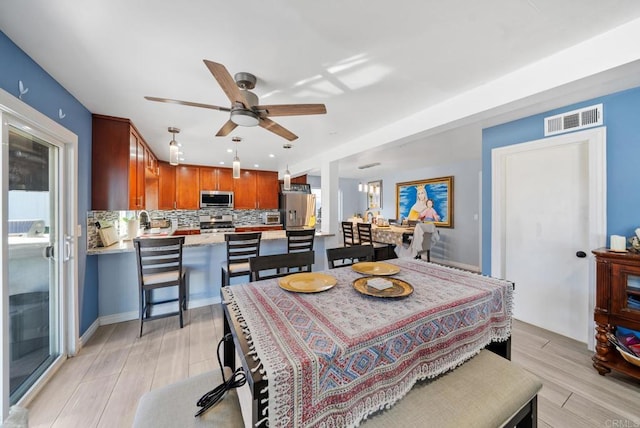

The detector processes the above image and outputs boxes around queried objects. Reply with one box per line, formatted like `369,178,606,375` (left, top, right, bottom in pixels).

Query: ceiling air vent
544,104,603,136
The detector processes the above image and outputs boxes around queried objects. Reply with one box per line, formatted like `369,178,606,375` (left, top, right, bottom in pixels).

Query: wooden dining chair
133,237,187,337
286,229,316,253
326,245,374,268
249,251,315,281
357,222,393,261
341,221,359,246
221,232,262,286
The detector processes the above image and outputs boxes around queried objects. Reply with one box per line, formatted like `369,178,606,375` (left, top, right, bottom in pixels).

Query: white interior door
492,127,606,346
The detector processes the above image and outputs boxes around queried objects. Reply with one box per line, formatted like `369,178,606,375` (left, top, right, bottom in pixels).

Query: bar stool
221,232,262,286
133,237,187,337
286,228,316,253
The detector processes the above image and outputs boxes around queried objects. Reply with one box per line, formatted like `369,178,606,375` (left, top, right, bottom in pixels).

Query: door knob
576,251,587,258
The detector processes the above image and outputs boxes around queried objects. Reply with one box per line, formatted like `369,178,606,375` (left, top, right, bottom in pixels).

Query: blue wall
482,86,640,274
0,31,98,334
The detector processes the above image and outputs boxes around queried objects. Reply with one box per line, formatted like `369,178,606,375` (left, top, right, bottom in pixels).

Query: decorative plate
352,276,413,298
278,272,337,293
616,346,640,368
352,262,400,276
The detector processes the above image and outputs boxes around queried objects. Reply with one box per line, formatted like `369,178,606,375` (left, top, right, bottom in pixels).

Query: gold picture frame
396,176,453,228
367,180,382,209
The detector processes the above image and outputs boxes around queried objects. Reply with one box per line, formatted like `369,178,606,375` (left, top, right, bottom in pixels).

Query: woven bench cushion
133,371,243,428
362,350,542,428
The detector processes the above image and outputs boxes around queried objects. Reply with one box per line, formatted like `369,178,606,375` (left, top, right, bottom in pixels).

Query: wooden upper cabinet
158,161,176,210
291,175,307,184
200,166,234,191
92,114,155,210
256,170,279,209
217,168,234,191
175,165,200,209
233,170,257,209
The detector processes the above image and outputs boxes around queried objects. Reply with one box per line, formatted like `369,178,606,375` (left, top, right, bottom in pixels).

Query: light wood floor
26,306,640,427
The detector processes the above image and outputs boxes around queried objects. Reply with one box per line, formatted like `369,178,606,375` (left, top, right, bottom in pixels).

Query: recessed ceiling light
226,148,233,153
219,161,225,165
269,154,275,158
254,164,259,168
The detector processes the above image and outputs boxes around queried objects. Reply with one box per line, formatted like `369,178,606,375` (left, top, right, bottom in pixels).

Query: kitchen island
88,230,335,324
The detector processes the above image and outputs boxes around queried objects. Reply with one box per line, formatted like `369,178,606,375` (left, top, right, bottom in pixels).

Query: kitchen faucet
138,210,150,230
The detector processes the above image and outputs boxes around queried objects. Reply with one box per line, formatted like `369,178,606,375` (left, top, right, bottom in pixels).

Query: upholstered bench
362,349,542,427
134,350,541,428
132,371,243,428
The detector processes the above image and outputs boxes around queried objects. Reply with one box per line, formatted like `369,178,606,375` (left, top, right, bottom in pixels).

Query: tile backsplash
87,208,279,249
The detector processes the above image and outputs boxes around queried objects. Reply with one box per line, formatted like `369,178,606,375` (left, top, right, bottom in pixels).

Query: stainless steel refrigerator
279,193,316,229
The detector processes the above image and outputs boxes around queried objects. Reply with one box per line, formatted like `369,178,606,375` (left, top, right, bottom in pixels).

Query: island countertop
87,230,333,255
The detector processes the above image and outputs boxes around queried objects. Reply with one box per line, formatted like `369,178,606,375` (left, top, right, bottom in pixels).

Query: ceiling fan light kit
146,60,327,142
230,109,259,127
168,127,180,166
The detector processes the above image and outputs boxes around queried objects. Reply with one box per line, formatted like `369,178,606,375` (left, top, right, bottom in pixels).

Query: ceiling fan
145,60,327,141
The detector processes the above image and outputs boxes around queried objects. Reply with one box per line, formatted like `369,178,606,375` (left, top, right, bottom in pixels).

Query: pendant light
232,136,241,179
284,165,291,191
168,127,180,166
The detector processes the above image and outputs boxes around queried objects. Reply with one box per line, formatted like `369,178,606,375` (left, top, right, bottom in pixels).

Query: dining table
369,224,414,247
221,258,513,428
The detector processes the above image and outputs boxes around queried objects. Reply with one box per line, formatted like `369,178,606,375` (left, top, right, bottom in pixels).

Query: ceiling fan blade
145,96,231,111
203,60,249,107
259,117,298,141
215,120,238,137
255,104,327,117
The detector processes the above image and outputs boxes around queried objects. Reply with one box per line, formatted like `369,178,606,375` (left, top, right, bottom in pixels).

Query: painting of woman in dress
396,176,453,228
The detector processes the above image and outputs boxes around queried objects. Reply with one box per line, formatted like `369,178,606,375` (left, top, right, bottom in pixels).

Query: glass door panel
7,126,59,403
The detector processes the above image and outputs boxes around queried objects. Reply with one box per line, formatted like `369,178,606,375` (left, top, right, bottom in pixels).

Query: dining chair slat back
286,229,316,253
134,237,187,337
326,245,374,269
341,221,359,246
221,232,262,286
249,251,315,281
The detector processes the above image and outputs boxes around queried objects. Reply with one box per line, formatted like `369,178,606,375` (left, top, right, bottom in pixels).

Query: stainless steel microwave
200,191,234,208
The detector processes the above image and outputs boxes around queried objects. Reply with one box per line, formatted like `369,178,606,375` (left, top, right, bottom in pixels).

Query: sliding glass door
6,126,61,403
1,88,77,418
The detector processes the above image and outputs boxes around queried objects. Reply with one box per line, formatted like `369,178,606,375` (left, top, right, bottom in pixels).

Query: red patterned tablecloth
222,259,513,427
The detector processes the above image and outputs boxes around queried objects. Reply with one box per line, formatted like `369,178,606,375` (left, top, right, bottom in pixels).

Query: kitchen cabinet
145,168,158,210
158,161,177,210
92,114,156,210
173,229,201,236
233,170,257,209
200,167,233,191
592,248,640,380
291,175,307,184
176,165,200,209
256,170,279,209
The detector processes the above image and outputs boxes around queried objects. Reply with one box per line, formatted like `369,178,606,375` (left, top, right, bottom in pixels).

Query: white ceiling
3,1,640,179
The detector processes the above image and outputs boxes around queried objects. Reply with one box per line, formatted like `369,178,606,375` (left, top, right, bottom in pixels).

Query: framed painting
367,180,382,209
396,176,454,228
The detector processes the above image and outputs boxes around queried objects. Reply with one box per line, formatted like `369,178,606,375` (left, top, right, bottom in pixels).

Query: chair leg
182,272,188,311
427,250,430,262
139,289,145,337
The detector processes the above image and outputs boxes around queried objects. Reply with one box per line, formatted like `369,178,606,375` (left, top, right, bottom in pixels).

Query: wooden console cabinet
592,248,640,380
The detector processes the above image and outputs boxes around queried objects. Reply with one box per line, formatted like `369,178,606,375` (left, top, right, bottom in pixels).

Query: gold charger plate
278,272,337,293
352,276,413,298
352,262,400,276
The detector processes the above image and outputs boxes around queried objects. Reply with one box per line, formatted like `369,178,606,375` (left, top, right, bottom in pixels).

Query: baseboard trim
77,318,100,351
431,258,480,273
98,296,222,326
